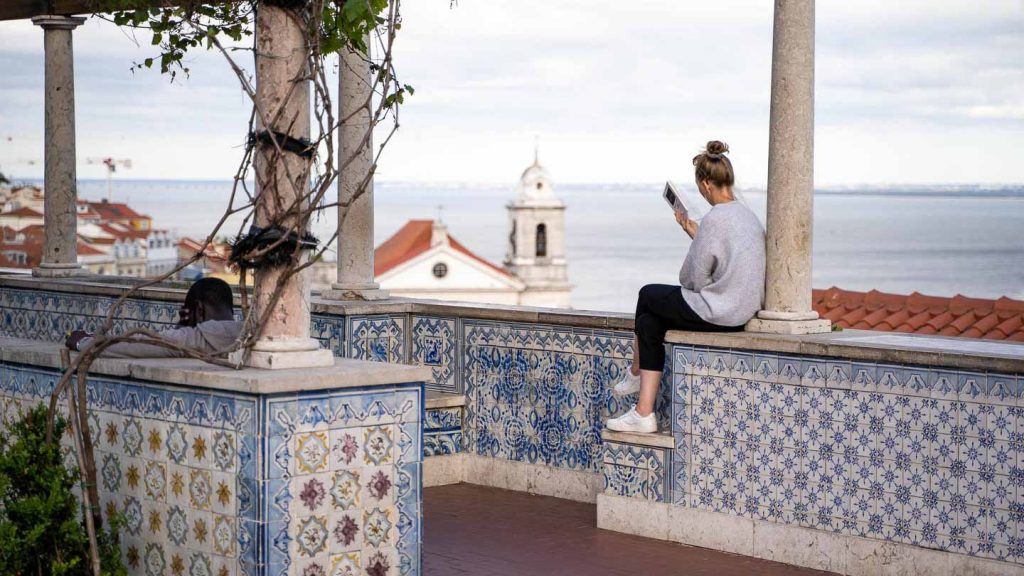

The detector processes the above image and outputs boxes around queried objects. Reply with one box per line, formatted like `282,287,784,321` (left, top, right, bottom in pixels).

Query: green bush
0,403,126,576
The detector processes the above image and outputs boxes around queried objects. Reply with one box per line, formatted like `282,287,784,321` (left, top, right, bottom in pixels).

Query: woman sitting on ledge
607,140,765,434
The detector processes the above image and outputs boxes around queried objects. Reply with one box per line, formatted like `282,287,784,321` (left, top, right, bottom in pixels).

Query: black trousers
634,284,744,371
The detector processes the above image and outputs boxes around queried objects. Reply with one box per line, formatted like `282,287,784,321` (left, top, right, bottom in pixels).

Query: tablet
663,182,686,213
663,181,707,221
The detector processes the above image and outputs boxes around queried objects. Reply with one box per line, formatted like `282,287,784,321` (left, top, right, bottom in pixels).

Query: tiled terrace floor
424,484,838,576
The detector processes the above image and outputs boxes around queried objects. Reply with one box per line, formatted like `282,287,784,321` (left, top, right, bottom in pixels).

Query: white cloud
0,1,1021,184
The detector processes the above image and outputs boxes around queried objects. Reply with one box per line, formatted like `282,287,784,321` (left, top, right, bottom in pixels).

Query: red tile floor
423,484,838,576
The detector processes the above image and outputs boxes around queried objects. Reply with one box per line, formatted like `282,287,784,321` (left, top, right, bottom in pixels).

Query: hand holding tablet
663,181,708,222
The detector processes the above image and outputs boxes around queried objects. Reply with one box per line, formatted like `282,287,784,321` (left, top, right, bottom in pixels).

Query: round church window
432,262,448,278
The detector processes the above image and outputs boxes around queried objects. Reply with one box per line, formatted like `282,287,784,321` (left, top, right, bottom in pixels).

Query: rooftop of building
813,287,1024,342
374,219,512,278
0,206,43,217
83,199,149,222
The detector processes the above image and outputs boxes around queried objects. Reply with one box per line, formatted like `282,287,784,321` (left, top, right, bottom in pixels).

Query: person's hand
674,210,699,239
178,305,193,327
683,218,699,239
65,330,91,352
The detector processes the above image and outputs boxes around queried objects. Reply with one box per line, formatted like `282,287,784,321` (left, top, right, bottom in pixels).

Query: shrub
0,403,126,576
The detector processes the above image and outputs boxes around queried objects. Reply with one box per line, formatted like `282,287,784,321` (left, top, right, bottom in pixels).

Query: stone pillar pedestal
322,44,389,301
746,0,830,335
32,15,87,278
248,2,333,369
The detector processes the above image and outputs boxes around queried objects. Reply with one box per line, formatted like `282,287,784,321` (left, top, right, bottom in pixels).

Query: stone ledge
597,494,1024,576
426,391,466,410
667,328,1024,374
601,429,674,449
0,337,433,395
0,274,634,330
424,453,464,487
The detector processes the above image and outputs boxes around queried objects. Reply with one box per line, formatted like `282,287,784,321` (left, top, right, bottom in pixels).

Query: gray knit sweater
679,201,766,327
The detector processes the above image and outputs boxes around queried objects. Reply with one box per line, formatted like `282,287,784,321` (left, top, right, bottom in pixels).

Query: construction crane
86,157,132,201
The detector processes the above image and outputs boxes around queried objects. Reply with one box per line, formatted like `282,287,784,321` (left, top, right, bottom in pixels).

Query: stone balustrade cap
666,328,1024,373
0,337,432,395
32,15,86,29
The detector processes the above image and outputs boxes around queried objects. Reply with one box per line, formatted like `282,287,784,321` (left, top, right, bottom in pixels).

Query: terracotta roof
98,223,148,240
18,224,45,243
813,287,1024,342
374,220,511,278
85,200,149,222
77,242,106,256
0,238,42,268
1,206,43,218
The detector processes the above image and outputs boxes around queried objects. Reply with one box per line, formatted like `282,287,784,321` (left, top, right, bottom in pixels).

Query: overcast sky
0,0,1021,186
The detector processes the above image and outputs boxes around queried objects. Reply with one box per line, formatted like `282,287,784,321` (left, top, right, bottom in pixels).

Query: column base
745,317,832,335
322,283,390,301
237,337,336,370
32,264,88,278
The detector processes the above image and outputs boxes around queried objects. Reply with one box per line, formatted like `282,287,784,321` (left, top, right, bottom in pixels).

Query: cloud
0,1,1021,184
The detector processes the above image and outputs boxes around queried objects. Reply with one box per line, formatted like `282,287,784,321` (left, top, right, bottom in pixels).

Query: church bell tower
503,150,572,308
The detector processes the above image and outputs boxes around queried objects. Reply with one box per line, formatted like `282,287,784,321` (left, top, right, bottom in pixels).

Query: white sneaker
606,405,657,433
612,367,641,397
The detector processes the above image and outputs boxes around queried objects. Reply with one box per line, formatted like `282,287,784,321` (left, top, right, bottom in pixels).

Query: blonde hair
692,140,735,188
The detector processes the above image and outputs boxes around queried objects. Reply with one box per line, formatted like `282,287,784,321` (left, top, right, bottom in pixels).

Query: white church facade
374,156,573,308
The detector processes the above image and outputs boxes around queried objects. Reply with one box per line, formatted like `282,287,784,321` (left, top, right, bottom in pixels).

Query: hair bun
705,140,729,155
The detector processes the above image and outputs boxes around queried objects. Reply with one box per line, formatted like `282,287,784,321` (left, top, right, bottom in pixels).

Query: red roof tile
374,220,511,278
77,242,106,256
86,200,148,222
1,206,43,218
813,287,1024,342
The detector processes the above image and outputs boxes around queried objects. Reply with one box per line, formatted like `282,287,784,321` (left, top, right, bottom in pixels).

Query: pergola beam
0,0,233,22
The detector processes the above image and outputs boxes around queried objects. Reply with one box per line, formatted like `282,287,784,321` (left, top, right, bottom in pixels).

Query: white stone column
246,2,333,369
746,0,831,335
322,43,389,301
32,15,87,278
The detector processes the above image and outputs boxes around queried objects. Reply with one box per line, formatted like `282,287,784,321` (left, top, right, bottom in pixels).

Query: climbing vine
48,1,415,574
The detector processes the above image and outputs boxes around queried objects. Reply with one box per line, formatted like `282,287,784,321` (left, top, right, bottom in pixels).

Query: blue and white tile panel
0,360,424,576
673,344,1024,565
461,320,672,474
346,315,406,365
603,441,670,502
424,407,462,457
410,317,458,394
0,287,180,341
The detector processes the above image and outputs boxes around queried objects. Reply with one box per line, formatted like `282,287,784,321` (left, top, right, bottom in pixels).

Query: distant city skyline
0,0,1022,186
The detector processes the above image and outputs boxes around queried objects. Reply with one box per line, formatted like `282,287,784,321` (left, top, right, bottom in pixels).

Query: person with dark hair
606,141,766,433
64,278,242,358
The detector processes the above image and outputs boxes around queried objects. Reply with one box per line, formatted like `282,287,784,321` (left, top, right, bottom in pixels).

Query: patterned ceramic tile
424,407,463,457
463,319,665,474
602,441,669,502
311,313,347,356
675,343,1024,567
347,315,406,363
1,357,424,576
411,316,459,394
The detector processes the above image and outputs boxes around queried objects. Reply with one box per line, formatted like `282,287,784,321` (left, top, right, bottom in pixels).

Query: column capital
32,15,87,30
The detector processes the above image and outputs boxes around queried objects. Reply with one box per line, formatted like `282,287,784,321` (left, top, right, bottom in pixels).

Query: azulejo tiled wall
462,320,671,473
671,344,1024,565
0,287,180,340
2,286,664,474
602,440,671,502
0,360,424,576
423,407,462,458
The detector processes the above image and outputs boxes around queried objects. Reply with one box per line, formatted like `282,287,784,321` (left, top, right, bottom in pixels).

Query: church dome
518,158,555,201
